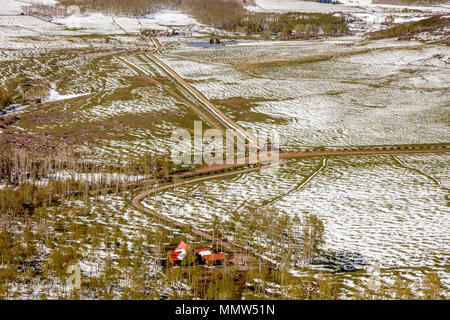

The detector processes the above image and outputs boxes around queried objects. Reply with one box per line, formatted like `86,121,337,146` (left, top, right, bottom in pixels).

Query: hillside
368,15,450,42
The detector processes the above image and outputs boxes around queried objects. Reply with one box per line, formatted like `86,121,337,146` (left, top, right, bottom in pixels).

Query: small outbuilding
195,248,225,266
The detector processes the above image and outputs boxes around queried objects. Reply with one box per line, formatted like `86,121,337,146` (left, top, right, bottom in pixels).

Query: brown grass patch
0,115,20,128
127,75,159,87
234,56,332,74
24,110,73,124
115,110,181,127
213,97,270,110
214,97,288,124
0,130,75,157
186,78,207,84
233,46,422,74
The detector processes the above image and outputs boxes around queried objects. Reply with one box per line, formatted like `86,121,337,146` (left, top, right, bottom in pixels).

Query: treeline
59,0,247,27
29,1,348,37
181,0,246,28
59,0,180,16
0,148,187,186
22,3,67,17
217,207,325,268
0,149,183,224
0,147,447,299
228,12,349,38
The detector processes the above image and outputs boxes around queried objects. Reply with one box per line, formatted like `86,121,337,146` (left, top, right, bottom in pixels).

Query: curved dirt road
131,165,267,252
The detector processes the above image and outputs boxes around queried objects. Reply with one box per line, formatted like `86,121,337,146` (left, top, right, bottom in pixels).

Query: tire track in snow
262,157,327,208
113,57,139,75
392,155,443,187
111,17,128,34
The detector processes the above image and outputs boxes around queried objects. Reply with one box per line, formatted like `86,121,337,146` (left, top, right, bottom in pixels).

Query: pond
0,104,22,116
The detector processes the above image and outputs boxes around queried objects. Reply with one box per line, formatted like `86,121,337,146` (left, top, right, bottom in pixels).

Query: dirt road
144,36,263,149
131,165,267,252
280,146,450,159
130,145,449,256
122,36,450,257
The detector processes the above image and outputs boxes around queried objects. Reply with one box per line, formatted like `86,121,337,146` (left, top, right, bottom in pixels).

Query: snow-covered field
143,155,450,266
1,0,449,299
142,154,450,294
249,0,450,13
247,0,450,34
0,0,26,15
133,30,449,296
0,9,203,52
11,191,196,299
246,0,365,13
0,0,58,15
158,38,449,148
53,10,206,35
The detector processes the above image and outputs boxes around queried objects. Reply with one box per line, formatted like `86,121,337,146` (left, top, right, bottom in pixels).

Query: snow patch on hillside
338,0,372,5
26,0,59,5
0,0,29,15
46,84,89,102
146,10,199,26
0,0,60,15
54,10,201,34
